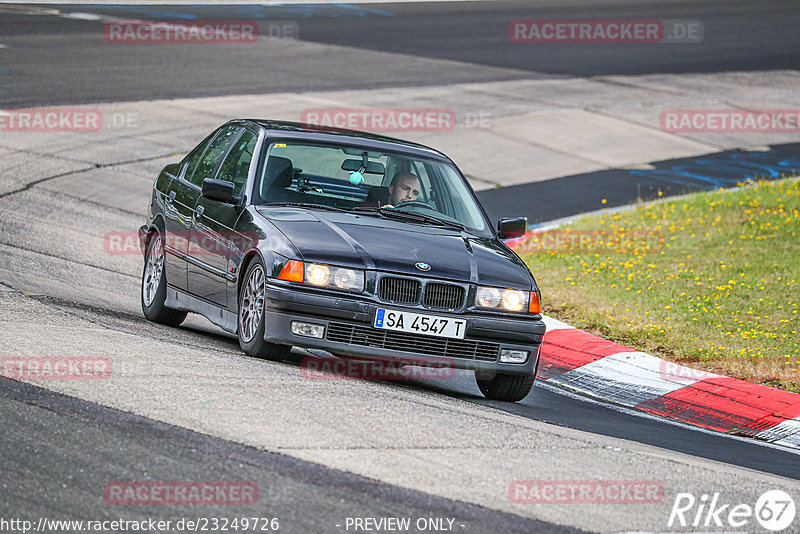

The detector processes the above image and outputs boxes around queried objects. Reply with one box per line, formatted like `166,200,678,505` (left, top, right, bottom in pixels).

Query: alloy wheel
240,263,265,343
142,234,164,307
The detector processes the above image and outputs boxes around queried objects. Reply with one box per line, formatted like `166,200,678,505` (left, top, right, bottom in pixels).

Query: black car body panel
257,208,532,287
141,120,546,384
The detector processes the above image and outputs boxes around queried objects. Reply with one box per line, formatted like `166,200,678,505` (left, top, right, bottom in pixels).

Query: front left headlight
475,286,539,313
278,260,364,292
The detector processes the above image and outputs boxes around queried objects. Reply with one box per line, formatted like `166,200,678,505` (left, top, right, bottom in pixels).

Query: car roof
231,119,451,162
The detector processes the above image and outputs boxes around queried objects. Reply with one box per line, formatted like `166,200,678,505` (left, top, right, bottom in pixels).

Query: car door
162,131,216,291
186,127,255,307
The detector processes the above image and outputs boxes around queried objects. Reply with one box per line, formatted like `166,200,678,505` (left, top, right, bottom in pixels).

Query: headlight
278,260,364,292
475,287,502,308
475,286,530,312
306,264,330,286
333,267,359,289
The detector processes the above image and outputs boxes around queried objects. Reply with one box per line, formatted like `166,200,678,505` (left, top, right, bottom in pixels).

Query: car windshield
252,141,489,235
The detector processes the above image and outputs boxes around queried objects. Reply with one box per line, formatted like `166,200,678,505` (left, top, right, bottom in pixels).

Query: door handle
196,205,205,218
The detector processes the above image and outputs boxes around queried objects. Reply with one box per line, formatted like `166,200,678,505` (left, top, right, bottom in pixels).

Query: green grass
521,177,800,393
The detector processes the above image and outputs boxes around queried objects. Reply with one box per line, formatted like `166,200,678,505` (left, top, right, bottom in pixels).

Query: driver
383,172,421,208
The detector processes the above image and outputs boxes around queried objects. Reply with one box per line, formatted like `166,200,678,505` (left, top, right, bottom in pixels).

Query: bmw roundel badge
415,262,431,271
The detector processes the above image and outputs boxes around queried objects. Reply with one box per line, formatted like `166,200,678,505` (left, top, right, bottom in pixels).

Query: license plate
374,308,466,339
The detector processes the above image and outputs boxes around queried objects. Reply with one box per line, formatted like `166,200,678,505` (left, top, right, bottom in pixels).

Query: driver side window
188,125,242,188
181,136,211,181
217,129,258,196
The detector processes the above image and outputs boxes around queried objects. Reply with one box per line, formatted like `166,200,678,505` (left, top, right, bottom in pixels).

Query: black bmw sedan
139,120,545,402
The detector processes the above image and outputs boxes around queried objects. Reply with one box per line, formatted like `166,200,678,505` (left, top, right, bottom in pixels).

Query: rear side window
188,126,242,187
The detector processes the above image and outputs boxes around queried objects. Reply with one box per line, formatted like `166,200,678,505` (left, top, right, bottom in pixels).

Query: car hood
257,207,533,289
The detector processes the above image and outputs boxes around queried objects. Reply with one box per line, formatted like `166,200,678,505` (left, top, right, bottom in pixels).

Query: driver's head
388,172,420,206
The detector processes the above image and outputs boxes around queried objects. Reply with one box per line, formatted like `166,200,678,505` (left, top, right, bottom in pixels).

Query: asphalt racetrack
0,1,799,106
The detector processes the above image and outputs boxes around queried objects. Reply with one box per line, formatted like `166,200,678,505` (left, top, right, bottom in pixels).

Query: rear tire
238,257,291,361
141,231,188,327
475,371,535,402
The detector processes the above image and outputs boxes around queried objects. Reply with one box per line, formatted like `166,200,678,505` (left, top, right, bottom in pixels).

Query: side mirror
497,217,527,239
202,178,236,204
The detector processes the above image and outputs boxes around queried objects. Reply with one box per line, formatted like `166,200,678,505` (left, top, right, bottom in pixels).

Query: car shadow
283,348,485,401
166,317,485,401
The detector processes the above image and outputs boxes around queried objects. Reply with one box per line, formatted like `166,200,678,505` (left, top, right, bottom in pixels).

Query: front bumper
262,283,544,375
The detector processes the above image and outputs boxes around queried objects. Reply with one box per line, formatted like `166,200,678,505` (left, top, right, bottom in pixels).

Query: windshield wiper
351,206,466,231
262,202,349,213
263,203,467,231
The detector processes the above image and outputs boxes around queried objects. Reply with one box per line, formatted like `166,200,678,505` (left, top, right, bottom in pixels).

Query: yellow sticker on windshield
274,143,286,148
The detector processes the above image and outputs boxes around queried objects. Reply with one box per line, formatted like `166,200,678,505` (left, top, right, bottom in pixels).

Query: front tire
141,231,188,327
475,371,535,402
238,257,291,361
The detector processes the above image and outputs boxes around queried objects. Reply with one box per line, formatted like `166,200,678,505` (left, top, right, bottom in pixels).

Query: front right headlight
475,286,540,313
278,260,364,293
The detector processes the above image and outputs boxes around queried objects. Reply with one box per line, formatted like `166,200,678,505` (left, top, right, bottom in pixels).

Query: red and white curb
537,315,800,450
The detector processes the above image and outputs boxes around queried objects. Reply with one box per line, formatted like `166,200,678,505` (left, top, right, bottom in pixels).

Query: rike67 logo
669,490,796,531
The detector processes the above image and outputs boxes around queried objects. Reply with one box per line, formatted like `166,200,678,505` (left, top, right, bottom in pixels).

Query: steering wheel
393,200,434,210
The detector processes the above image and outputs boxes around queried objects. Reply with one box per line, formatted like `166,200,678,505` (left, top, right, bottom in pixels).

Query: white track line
550,351,716,407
